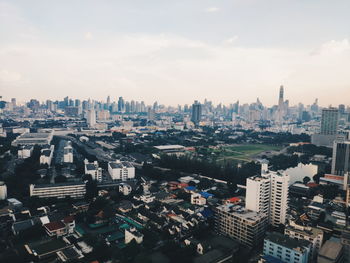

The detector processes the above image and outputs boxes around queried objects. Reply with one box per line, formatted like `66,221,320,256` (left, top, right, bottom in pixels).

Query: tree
303,176,311,185
55,175,67,183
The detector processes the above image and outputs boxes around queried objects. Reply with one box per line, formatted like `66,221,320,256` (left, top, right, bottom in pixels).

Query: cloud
0,34,349,106
85,32,93,40
224,36,239,45
0,70,22,83
205,7,220,13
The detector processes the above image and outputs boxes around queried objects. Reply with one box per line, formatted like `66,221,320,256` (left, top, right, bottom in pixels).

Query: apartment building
245,164,289,226
285,220,324,260
29,182,86,199
214,204,268,248
108,160,135,181
84,159,102,182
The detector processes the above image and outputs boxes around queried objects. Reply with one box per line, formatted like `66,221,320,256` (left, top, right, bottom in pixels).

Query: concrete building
318,239,343,263
191,100,202,126
0,181,7,200
119,183,132,196
191,193,207,205
331,140,350,176
86,109,96,128
214,204,268,247
321,108,339,135
12,131,53,146
18,145,33,159
63,141,73,163
125,227,143,244
284,220,324,260
108,160,135,181
40,145,54,167
312,108,339,147
29,182,86,199
245,166,289,226
263,232,311,263
84,159,102,182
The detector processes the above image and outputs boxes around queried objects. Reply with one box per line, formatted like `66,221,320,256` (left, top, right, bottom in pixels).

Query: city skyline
1,0,350,105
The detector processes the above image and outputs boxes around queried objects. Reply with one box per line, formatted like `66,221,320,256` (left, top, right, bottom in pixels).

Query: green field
215,144,282,163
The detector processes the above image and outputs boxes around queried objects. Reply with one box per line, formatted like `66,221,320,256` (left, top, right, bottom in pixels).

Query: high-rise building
191,100,202,126
278,85,284,108
331,140,350,176
321,107,339,135
87,109,96,128
245,163,289,226
312,107,340,147
118,97,125,112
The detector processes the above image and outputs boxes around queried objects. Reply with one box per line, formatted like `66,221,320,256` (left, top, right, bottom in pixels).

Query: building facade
108,161,135,181
263,232,311,263
214,204,268,247
29,182,86,199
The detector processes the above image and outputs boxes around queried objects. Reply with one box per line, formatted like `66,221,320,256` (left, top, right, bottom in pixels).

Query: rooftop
265,232,310,253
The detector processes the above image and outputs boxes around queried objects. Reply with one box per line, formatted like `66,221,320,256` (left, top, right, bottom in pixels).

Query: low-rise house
125,227,143,244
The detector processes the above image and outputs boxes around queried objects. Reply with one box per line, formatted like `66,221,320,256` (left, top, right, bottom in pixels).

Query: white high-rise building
245,162,289,226
87,109,96,128
84,159,103,182
63,141,73,163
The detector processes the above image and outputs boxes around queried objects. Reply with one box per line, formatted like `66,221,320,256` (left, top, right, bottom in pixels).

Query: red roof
227,197,241,203
307,182,318,188
63,215,75,223
44,221,66,231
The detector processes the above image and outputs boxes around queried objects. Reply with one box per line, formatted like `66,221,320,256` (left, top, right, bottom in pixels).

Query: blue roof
200,208,214,218
185,186,196,191
200,191,214,198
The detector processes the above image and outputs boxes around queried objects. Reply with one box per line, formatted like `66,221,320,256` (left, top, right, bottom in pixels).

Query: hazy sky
0,0,349,106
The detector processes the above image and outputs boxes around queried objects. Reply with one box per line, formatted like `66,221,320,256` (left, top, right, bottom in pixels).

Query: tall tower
278,85,284,108
191,101,202,126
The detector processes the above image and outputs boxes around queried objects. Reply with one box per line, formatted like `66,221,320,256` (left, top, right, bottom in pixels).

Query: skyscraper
320,107,339,135
278,85,284,108
331,140,350,176
191,100,202,126
118,97,125,112
312,107,341,147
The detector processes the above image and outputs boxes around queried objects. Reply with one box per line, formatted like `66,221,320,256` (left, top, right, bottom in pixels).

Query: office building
285,220,324,260
29,182,86,199
108,160,135,181
63,141,73,163
245,166,289,226
86,109,96,128
321,108,339,135
263,232,311,263
331,140,350,176
214,204,268,247
312,107,340,147
118,96,125,112
191,100,202,126
84,159,103,182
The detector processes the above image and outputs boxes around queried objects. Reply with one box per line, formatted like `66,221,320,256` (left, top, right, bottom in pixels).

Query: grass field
215,144,282,163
